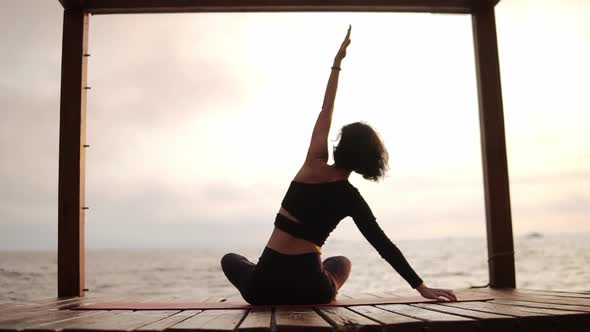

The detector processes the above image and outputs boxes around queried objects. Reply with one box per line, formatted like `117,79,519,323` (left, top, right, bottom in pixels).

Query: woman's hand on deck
334,25,352,64
416,283,457,302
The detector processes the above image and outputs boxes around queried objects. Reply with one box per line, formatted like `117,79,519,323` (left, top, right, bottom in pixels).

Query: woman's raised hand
416,283,457,302
334,25,352,64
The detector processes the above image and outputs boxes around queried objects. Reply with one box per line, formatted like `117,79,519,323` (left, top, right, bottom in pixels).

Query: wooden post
58,9,88,298
471,5,516,288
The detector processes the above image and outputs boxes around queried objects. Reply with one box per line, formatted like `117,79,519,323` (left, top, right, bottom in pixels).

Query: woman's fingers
445,289,457,301
447,290,457,301
437,289,457,301
342,25,351,44
427,289,455,302
419,287,457,302
341,37,350,47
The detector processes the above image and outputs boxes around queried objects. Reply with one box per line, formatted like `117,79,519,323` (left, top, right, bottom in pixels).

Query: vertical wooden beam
471,5,516,288
58,9,89,297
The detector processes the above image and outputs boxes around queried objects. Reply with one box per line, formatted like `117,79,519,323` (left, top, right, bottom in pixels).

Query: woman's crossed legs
220,252,351,299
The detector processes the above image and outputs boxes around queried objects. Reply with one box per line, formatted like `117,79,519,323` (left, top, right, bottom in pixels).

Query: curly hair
333,122,389,181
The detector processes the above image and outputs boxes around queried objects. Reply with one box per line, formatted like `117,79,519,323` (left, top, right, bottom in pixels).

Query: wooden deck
1,287,589,331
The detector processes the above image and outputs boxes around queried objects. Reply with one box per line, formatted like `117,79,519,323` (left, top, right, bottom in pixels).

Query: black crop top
274,180,423,289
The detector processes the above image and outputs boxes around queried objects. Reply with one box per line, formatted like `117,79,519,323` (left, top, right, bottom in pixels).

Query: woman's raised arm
304,25,351,163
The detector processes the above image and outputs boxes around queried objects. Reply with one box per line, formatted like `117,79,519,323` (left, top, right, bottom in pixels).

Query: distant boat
525,232,543,238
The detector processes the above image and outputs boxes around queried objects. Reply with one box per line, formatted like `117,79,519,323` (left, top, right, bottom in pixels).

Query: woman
221,25,457,305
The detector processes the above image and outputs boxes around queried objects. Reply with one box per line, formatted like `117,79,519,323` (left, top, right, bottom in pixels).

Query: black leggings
221,247,351,305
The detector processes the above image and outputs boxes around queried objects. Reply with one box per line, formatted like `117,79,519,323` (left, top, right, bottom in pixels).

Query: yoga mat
74,294,493,310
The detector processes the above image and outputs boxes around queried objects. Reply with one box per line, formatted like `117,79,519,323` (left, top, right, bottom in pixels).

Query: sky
0,0,588,250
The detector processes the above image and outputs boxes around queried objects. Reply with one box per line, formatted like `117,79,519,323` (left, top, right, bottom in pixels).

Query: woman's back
266,163,350,254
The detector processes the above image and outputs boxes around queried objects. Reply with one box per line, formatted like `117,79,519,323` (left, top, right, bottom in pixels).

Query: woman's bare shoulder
293,162,349,183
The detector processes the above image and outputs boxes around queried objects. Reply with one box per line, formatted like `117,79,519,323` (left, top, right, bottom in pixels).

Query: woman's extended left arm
304,25,351,163
349,187,457,301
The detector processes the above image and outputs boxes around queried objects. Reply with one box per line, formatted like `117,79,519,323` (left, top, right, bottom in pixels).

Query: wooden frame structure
55,0,514,297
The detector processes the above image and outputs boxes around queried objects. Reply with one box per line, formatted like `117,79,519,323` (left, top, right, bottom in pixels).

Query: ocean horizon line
1,230,587,252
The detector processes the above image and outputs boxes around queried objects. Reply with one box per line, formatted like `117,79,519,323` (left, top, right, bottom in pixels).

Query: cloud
85,180,284,226
85,15,253,152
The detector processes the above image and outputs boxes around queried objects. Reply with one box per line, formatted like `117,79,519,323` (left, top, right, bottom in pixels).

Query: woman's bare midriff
265,207,322,254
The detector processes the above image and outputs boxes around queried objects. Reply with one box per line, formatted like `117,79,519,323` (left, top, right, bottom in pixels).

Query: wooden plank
503,295,590,307
0,296,78,308
236,309,273,331
274,308,333,332
509,289,590,299
0,295,123,323
468,288,590,307
378,304,476,322
57,8,89,298
25,311,131,332
491,299,590,313
504,293,590,305
464,301,590,331
63,310,178,331
0,310,102,331
0,295,202,332
442,300,551,317
493,304,587,316
441,301,554,331
0,295,104,310
339,291,425,331
169,309,247,331
471,3,515,288
57,0,493,14
316,307,381,331
412,303,519,331
414,303,509,320
24,312,116,332
348,306,424,332
222,292,250,305
483,301,589,317
477,287,590,300
20,295,163,331
136,295,220,331
136,311,201,332
377,304,477,332
0,298,84,318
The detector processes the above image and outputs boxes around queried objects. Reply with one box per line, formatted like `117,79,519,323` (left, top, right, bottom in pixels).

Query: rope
470,283,490,288
468,251,515,289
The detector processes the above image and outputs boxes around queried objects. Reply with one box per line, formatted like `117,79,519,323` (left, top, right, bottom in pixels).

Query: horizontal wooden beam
57,0,499,14
58,0,84,9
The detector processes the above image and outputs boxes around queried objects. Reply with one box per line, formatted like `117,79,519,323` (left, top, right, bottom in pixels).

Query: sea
1,232,588,303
